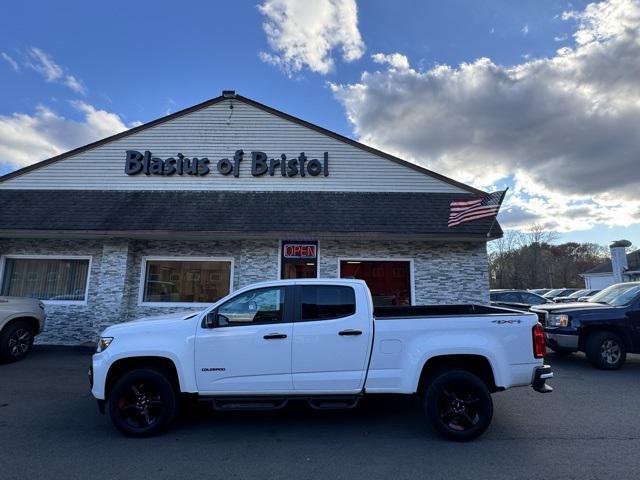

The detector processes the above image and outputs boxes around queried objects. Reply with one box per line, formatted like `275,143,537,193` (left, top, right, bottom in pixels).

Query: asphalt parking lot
1,347,639,480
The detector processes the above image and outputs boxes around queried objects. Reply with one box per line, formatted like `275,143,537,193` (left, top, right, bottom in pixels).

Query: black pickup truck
531,282,640,370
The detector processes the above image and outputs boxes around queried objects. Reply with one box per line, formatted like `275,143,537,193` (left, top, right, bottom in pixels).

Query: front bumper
89,361,106,414
545,332,579,350
532,365,553,393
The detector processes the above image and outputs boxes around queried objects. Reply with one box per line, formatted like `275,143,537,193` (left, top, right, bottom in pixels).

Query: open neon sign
283,244,317,259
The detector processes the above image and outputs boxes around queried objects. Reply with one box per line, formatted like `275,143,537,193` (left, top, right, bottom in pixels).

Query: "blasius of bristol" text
124,150,329,178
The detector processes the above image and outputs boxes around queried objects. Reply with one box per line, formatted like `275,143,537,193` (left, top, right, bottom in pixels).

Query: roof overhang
580,272,613,277
0,229,495,242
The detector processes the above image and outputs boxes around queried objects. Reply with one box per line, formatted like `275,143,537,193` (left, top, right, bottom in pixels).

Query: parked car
490,289,552,311
554,289,600,303
531,282,640,369
90,279,552,441
543,288,580,302
0,296,46,362
529,288,552,296
578,291,601,302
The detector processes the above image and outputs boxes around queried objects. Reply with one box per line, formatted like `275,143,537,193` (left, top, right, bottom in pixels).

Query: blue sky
1,0,639,245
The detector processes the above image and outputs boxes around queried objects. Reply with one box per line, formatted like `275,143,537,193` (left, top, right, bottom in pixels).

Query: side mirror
204,312,217,328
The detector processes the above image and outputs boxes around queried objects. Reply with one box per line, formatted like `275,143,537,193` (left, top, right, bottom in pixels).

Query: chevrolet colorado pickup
532,281,640,370
90,279,552,441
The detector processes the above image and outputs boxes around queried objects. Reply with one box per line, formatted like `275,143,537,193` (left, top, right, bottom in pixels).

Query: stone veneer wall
319,239,489,305
0,238,104,344
0,237,488,345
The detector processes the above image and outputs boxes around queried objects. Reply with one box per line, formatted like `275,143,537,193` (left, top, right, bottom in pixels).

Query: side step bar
212,398,288,411
205,395,362,412
308,396,360,410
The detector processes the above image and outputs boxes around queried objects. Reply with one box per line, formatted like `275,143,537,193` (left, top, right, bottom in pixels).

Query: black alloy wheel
586,331,626,370
108,369,177,437
0,321,35,363
424,369,493,442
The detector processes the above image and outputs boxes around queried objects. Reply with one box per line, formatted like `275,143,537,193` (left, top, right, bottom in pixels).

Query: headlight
97,337,114,352
548,314,570,327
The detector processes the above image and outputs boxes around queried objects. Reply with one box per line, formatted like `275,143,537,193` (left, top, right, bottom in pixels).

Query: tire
424,369,493,442
108,368,177,437
585,331,626,370
0,320,35,363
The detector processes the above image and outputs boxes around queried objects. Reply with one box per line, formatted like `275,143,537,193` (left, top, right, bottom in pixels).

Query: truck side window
300,286,356,322
217,287,285,327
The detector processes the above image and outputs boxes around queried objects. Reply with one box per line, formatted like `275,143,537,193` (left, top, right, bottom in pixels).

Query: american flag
448,190,506,228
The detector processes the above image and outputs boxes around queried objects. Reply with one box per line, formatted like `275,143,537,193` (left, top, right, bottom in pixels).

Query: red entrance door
340,260,411,306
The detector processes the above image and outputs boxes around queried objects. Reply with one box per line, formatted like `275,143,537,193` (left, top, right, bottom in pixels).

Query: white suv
0,297,46,362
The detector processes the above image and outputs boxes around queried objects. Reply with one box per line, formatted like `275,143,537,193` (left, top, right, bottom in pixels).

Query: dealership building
0,91,501,344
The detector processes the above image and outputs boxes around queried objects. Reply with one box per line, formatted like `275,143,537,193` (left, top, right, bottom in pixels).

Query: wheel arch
1,316,40,335
105,356,181,399
579,325,632,350
417,354,498,394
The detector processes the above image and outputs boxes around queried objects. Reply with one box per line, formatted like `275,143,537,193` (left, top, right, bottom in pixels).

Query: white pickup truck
90,279,552,441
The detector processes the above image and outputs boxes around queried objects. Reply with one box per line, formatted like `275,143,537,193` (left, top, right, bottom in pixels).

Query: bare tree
488,226,607,289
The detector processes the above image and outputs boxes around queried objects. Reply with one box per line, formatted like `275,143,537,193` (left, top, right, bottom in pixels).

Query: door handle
263,333,287,340
338,329,362,336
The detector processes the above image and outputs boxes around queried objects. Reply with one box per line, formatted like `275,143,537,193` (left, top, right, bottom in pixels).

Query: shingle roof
582,249,640,275
0,190,502,239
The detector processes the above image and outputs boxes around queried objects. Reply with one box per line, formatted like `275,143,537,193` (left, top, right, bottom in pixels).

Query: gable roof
582,249,640,275
0,92,483,195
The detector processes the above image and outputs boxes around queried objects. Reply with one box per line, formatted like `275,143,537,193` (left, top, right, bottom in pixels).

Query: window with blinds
1,257,90,302
141,258,232,305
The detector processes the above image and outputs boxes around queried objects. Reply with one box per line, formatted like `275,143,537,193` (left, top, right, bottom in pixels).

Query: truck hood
102,310,202,335
0,296,42,308
533,302,611,313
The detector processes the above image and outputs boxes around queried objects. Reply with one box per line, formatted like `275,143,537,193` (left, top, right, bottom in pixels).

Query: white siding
583,274,615,290
0,99,467,193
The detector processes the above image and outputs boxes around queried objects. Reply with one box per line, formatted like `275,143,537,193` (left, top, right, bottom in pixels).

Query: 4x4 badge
491,319,522,324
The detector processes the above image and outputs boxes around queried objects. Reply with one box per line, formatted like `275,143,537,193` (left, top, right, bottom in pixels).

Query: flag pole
486,188,508,239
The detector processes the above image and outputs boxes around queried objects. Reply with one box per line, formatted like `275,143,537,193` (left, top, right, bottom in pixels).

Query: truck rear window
300,285,356,321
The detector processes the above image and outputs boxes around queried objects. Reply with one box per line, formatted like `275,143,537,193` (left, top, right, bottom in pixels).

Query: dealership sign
124,150,329,177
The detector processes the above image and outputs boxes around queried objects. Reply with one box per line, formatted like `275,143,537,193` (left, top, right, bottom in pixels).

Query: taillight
532,323,546,358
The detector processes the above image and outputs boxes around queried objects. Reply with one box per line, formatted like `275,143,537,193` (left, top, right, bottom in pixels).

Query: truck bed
374,304,517,319
367,305,539,393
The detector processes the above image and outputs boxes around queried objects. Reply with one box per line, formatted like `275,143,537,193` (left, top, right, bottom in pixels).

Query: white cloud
1,52,19,71
371,52,410,70
258,0,365,75
331,0,640,232
24,47,87,94
63,75,86,95
522,23,530,35
0,102,132,170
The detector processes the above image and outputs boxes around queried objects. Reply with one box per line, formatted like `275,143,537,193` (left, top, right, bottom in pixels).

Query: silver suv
0,297,46,363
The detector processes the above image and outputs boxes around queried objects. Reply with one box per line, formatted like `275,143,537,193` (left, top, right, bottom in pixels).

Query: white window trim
0,254,93,306
337,257,415,305
138,256,235,307
277,239,321,280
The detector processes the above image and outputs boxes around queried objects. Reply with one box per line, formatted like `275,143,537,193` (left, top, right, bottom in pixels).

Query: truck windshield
544,289,563,297
589,284,640,306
